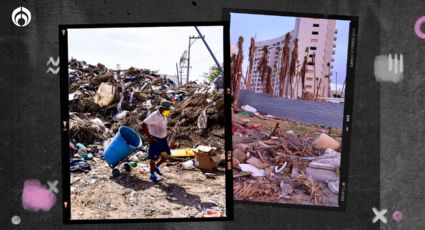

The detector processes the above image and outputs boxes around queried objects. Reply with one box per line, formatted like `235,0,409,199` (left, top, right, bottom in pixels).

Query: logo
11,6,31,27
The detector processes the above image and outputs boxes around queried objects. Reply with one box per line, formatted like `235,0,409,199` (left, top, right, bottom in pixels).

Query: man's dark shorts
148,136,171,161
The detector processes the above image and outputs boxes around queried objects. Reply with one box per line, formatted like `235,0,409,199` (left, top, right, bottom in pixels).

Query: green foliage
202,66,222,82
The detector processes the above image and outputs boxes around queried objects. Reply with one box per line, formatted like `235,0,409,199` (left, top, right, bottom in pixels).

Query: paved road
238,90,344,129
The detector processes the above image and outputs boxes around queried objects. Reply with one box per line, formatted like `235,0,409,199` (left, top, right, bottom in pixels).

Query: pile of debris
69,58,224,151
68,59,226,219
232,105,342,206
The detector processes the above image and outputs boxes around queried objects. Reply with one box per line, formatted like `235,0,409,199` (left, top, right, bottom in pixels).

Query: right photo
230,11,356,208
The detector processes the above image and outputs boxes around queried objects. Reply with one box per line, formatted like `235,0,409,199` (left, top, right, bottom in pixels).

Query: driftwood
233,171,252,179
267,122,279,139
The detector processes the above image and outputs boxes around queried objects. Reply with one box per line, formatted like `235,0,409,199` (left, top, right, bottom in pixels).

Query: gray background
2,0,416,229
380,0,425,229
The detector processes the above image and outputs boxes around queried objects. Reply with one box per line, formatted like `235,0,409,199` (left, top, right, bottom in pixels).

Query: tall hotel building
248,18,337,98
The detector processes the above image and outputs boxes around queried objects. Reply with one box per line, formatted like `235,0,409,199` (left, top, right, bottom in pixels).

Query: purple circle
392,210,403,222
414,16,425,39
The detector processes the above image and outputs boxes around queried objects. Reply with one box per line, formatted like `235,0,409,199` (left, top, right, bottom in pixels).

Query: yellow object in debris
170,148,195,157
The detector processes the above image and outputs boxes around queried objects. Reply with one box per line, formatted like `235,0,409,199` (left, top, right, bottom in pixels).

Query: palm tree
231,36,244,105
311,52,317,97
279,32,291,98
288,38,298,99
257,46,269,93
265,66,274,95
299,54,308,99
245,37,255,91
230,53,237,96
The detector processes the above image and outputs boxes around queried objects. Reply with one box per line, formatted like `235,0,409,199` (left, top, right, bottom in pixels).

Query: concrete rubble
68,59,226,219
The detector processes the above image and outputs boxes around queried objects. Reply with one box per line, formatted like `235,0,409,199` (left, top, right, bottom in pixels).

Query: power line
190,49,223,64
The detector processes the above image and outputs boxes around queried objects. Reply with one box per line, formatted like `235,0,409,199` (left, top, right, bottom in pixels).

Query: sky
68,26,223,83
230,13,351,92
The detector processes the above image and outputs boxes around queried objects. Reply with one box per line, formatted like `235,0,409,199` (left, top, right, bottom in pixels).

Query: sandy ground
70,159,226,220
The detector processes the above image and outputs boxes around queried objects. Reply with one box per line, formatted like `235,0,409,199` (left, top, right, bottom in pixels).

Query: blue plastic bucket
103,126,142,168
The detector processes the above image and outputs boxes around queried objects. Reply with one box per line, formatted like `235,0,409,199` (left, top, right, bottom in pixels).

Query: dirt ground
71,159,226,219
232,112,342,207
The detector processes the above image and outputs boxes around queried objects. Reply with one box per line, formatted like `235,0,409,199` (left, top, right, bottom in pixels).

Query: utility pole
186,35,203,83
335,71,338,97
179,64,184,85
341,78,346,97
312,52,316,96
187,39,191,83
194,26,223,72
175,63,180,86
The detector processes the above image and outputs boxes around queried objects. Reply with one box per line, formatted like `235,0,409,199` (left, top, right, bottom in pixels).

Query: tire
112,168,120,177
124,163,132,172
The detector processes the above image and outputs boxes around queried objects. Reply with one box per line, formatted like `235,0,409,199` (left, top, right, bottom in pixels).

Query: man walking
142,101,172,182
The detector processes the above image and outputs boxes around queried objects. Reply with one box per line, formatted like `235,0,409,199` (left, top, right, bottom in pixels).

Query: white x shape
372,207,387,224
47,180,59,194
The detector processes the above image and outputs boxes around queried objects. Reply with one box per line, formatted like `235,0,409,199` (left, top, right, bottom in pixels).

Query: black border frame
223,8,358,211
59,21,233,224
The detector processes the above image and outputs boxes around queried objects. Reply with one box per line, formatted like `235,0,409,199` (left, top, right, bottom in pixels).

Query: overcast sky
230,13,351,92
68,26,223,83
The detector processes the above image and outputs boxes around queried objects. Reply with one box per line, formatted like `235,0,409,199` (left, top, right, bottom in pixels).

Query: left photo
60,23,231,222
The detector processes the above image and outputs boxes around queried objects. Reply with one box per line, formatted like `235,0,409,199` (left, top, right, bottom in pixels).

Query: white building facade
249,18,337,98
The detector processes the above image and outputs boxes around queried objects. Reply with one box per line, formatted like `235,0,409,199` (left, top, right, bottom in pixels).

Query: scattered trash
91,118,105,127
286,130,294,135
280,181,293,195
233,148,248,163
182,160,196,170
197,108,208,130
241,104,257,113
202,209,222,217
136,162,150,172
239,164,265,177
275,162,287,173
194,147,222,170
170,148,195,158
293,172,324,204
238,111,255,117
93,82,119,107
70,160,91,173
205,173,216,179
327,181,339,194
312,133,340,151
76,143,86,150
305,167,339,182
232,106,343,206
246,157,267,169
113,110,129,121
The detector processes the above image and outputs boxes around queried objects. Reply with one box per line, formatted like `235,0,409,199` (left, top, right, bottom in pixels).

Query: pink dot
22,180,56,212
392,210,403,222
414,16,425,39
